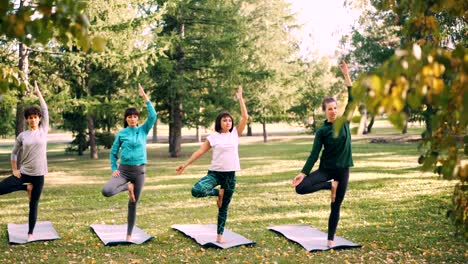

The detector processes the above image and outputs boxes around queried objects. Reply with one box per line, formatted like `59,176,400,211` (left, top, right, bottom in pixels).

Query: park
0,0,466,263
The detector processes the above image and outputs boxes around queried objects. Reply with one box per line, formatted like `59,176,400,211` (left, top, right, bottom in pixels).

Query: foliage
47,0,165,156
288,58,343,133
350,0,467,232
0,0,104,93
240,0,300,131
150,0,246,156
95,131,115,149
0,92,15,137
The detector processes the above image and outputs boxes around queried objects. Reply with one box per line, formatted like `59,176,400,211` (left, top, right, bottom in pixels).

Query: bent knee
191,186,203,197
101,187,113,197
295,185,307,195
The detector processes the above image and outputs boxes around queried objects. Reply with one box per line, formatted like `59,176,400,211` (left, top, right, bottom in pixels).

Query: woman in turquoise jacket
101,84,157,241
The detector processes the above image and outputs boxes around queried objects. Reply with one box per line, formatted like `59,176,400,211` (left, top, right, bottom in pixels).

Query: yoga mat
90,224,153,245
8,221,60,244
268,224,361,252
172,224,255,249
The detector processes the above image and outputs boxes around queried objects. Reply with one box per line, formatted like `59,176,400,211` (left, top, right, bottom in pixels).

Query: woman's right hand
292,173,306,187
176,165,185,175
112,170,120,177
138,83,149,101
12,169,21,178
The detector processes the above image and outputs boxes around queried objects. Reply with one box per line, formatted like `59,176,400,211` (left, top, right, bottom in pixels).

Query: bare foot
331,181,339,203
27,234,33,242
216,234,225,244
27,184,33,201
327,240,335,248
126,234,132,242
217,189,224,208
128,183,136,203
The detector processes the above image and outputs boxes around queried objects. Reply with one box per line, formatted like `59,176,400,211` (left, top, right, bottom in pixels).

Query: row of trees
0,0,345,153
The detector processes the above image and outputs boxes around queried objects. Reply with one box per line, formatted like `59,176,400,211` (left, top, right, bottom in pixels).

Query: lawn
0,136,465,263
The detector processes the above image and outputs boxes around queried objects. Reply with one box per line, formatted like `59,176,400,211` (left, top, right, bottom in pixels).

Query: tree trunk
247,122,252,136
77,132,85,156
88,115,98,159
262,120,267,143
367,115,375,133
357,104,368,135
196,126,201,143
168,23,185,157
16,11,29,168
401,119,408,134
152,119,157,143
424,104,434,139
169,102,183,157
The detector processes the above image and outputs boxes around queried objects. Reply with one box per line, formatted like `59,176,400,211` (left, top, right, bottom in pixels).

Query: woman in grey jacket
0,81,49,241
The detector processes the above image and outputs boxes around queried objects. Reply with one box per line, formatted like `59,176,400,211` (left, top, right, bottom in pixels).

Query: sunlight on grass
0,137,464,263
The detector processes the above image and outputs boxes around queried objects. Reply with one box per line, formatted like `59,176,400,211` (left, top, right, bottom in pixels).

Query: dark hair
124,107,140,128
321,97,337,111
24,106,42,119
214,112,234,133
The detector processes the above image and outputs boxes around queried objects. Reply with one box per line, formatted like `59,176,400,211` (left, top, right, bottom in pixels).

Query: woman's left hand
138,83,149,101
34,81,42,97
235,85,243,100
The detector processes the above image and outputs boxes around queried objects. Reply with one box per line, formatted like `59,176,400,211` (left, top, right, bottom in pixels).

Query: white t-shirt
207,127,240,172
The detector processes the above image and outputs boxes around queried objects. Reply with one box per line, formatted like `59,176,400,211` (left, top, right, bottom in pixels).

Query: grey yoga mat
90,224,153,245
268,224,361,252
172,224,255,249
8,221,60,244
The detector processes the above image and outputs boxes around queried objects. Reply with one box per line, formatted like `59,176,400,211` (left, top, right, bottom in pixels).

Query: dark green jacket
301,120,353,174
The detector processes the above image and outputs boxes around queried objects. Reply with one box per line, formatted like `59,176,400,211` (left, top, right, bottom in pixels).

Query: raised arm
340,61,355,119
235,85,248,136
176,140,211,175
138,83,157,134
340,61,352,87
34,81,49,132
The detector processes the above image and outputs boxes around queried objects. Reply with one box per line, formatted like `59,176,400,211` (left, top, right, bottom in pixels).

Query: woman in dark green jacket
292,61,354,248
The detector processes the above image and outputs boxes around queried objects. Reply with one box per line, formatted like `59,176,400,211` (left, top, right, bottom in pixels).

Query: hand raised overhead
235,85,243,100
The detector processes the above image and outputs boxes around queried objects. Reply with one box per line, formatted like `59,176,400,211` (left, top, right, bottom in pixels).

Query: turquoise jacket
110,101,157,171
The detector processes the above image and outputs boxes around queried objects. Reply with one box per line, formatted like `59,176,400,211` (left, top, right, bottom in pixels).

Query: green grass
0,137,465,263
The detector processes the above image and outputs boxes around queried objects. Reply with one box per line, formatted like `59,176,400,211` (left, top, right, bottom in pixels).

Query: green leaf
91,36,106,52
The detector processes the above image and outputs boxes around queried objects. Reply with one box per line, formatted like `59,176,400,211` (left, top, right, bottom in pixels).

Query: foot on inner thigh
27,184,33,201
128,183,136,203
331,181,339,203
217,189,224,208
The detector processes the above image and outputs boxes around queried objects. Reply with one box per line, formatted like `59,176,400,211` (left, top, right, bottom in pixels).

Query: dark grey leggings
101,165,145,236
295,168,349,240
0,174,44,234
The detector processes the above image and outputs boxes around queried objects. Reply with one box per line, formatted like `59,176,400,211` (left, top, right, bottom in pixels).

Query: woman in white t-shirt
176,85,248,243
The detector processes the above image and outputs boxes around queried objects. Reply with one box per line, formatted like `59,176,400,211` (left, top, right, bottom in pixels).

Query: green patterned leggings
191,170,236,235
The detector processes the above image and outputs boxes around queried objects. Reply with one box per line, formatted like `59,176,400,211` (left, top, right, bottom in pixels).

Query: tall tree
54,0,163,157
289,58,343,133
240,0,300,142
339,3,400,133
151,0,244,157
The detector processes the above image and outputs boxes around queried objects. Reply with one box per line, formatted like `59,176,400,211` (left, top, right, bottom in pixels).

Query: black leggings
295,168,349,240
0,174,44,234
